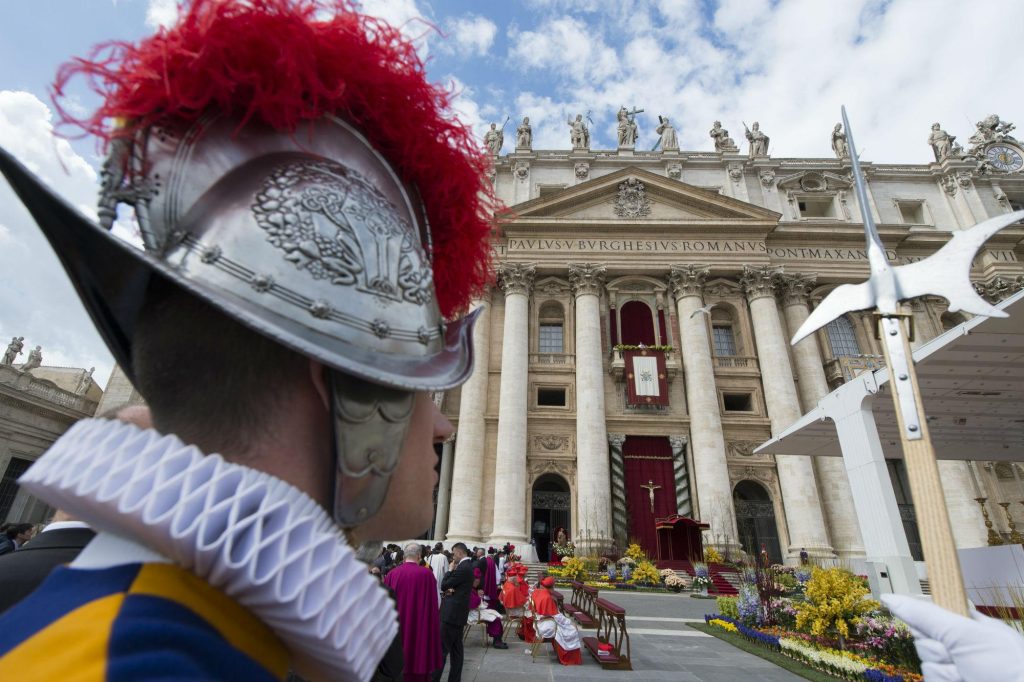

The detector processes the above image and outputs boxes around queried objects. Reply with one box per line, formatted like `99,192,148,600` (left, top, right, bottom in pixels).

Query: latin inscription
504,238,900,261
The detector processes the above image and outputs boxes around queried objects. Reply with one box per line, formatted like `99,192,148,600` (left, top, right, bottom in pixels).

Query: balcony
529,352,574,367
712,355,760,373
825,354,885,388
609,348,681,381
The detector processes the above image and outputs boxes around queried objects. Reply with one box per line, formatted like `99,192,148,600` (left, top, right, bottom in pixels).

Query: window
896,200,928,225
723,393,753,412
712,325,737,356
537,388,566,407
539,324,563,353
826,316,861,357
797,197,836,219
0,457,31,521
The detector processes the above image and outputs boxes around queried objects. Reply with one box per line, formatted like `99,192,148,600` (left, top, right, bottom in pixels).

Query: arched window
940,311,965,331
710,307,737,356
538,301,564,353
619,300,656,346
826,315,860,357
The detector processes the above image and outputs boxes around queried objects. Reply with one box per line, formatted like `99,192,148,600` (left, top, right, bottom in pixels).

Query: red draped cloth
531,588,582,666
384,562,442,682
623,435,677,558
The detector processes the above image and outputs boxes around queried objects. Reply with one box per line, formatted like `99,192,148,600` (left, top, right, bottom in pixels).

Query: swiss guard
0,1,494,680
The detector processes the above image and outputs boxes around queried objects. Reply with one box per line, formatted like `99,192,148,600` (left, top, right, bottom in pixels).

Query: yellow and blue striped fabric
0,562,290,681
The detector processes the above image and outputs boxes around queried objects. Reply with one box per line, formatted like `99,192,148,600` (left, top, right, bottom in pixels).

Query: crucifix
640,480,661,514
791,106,1024,616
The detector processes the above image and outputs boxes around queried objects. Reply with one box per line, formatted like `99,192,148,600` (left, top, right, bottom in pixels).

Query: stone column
779,274,865,560
569,263,613,555
668,265,738,549
741,266,833,560
669,435,693,517
489,265,535,544
433,435,456,540
446,300,492,543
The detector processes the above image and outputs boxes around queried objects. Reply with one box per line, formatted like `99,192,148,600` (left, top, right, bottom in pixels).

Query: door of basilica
531,474,571,562
733,480,783,565
623,436,676,558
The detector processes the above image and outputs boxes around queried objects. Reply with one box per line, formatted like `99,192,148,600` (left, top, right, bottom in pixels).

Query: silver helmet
0,111,479,526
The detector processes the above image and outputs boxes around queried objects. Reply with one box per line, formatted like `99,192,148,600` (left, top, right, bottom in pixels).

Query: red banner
624,349,669,406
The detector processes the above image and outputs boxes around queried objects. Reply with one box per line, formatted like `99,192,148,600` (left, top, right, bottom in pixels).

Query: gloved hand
882,593,1024,682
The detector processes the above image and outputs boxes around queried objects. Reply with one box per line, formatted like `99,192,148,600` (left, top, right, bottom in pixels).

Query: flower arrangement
659,568,676,580
550,540,576,558
613,344,674,353
703,546,723,564
665,574,688,592
737,585,762,625
716,596,738,619
692,562,713,591
629,560,662,586
624,543,646,562
853,616,919,672
794,567,812,585
559,556,587,581
794,567,880,647
708,618,738,633
780,637,870,678
618,555,635,566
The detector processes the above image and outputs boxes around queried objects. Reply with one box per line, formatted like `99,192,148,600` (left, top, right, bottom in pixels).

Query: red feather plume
51,0,496,317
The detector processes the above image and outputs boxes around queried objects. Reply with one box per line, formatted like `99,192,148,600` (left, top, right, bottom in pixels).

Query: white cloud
500,0,1024,161
444,14,498,57
145,0,178,31
357,0,432,57
0,91,114,387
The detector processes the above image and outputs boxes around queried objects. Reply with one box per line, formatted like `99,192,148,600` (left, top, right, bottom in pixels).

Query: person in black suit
0,512,95,614
434,542,474,682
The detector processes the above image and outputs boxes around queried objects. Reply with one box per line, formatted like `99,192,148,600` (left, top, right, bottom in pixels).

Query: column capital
568,263,607,297
497,263,536,296
740,265,783,302
607,432,627,448
668,264,710,300
668,434,688,452
778,273,818,307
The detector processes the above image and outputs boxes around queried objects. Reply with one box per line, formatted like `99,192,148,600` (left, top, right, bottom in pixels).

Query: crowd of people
371,541,582,680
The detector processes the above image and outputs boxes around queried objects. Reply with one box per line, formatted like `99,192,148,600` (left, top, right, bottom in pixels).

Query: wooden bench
582,598,632,671
566,582,598,629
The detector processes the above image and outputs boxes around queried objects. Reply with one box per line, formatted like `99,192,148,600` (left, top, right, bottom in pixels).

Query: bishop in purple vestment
385,544,442,681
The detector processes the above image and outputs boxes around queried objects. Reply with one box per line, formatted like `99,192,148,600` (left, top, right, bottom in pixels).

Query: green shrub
717,596,738,619
777,573,797,590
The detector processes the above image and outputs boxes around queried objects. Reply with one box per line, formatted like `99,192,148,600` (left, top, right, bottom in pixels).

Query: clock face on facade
985,144,1024,173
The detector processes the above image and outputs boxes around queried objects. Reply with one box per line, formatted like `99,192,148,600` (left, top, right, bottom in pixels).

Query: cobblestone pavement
439,591,804,681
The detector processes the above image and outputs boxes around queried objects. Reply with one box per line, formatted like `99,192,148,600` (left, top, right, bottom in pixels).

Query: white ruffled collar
19,418,397,682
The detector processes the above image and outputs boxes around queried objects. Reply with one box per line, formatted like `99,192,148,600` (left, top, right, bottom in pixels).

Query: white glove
881,594,1024,682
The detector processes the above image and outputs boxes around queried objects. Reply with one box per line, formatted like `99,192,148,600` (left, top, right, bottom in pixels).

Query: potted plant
692,563,713,596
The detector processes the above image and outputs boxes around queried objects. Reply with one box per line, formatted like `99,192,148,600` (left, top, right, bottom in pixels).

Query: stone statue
709,120,737,152
568,113,590,150
21,346,42,371
831,123,850,160
2,336,24,365
76,366,95,394
967,114,1018,156
616,106,638,147
484,122,503,155
744,121,769,158
656,116,678,151
928,123,958,162
515,116,532,148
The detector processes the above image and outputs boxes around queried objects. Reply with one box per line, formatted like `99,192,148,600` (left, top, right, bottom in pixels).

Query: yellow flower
794,567,880,641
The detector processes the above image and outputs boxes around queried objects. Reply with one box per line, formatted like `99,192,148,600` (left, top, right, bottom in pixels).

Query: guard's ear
309,360,329,411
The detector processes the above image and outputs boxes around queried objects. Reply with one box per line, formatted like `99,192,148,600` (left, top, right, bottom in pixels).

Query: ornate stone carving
928,123,962,162
967,114,1018,158
484,122,503,155
535,434,569,451
616,106,640,147
536,279,568,296
607,433,628,547
941,173,959,196
513,160,530,180
831,123,850,160
668,434,688,450
957,171,973,189
528,457,576,483
666,163,682,179
608,432,627,449
613,178,652,218
740,265,782,302
745,121,770,158
728,163,743,182
778,273,817,307
728,441,763,458
568,263,607,297
668,264,709,300
2,336,24,365
977,275,1024,302
759,169,776,187
656,116,678,151
497,263,535,296
568,113,590,150
21,346,42,371
574,162,590,179
709,120,738,152
800,172,827,192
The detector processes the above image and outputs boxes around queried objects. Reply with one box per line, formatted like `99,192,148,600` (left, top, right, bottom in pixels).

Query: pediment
776,170,851,193
509,167,779,224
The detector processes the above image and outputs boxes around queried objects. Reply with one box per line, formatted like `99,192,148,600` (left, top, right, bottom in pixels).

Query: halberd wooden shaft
878,315,969,616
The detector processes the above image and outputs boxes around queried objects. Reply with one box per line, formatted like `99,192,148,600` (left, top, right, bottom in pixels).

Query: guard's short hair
451,542,469,555
133,276,308,454
5,523,32,539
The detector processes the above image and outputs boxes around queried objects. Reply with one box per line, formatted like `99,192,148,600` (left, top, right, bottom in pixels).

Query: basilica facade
436,115,1024,566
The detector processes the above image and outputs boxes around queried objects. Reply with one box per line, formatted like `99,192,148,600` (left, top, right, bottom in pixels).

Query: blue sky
2,0,1023,386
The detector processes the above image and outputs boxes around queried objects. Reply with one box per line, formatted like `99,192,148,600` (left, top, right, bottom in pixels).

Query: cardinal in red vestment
385,545,442,681
529,577,582,665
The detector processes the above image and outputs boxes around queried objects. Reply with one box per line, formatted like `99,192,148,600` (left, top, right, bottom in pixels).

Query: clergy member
427,542,448,604
385,543,442,681
468,567,508,649
532,577,583,665
500,564,528,617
